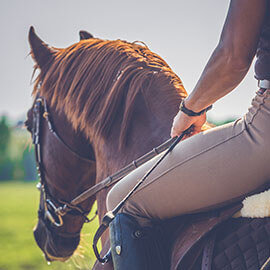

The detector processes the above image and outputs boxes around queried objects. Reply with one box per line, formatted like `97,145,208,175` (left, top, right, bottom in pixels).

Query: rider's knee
106,185,120,212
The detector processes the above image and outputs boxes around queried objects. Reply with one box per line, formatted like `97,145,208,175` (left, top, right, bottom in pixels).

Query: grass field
0,181,100,270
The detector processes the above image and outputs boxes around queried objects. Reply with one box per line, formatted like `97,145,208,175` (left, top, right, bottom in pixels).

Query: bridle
31,94,177,235
32,95,96,234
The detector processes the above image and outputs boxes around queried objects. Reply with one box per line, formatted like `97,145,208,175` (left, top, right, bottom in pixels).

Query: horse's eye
25,109,33,132
24,119,32,132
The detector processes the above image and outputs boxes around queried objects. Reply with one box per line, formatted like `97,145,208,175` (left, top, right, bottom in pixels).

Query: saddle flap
170,203,242,270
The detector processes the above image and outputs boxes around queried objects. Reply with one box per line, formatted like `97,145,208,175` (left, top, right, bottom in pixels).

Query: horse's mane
33,38,186,147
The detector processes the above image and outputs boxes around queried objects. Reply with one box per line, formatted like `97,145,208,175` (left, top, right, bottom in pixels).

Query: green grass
0,181,100,270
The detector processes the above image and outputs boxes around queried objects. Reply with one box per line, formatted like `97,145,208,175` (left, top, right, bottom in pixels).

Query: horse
26,27,270,270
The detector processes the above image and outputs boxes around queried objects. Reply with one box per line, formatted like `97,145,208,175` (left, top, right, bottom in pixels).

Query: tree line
0,115,36,181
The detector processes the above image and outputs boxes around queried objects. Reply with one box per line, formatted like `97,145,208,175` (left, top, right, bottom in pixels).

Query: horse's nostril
33,219,79,261
45,243,71,262
33,223,67,262
46,239,75,258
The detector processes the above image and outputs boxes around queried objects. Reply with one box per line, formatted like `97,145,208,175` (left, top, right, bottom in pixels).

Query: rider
106,0,270,269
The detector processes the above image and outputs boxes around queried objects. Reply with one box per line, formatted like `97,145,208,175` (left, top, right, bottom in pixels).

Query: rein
92,132,187,263
68,137,178,206
32,96,177,229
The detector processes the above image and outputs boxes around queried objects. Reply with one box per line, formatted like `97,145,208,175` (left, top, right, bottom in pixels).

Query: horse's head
26,27,97,261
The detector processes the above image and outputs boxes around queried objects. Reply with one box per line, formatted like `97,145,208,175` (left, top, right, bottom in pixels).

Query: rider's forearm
185,45,250,112
184,0,267,112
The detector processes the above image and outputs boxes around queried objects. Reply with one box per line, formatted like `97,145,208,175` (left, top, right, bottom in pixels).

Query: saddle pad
211,218,270,270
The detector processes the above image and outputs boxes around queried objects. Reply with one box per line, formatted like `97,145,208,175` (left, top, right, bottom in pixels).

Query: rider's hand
170,110,206,138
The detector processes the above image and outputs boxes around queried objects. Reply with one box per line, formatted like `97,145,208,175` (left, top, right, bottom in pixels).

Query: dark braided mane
33,38,186,147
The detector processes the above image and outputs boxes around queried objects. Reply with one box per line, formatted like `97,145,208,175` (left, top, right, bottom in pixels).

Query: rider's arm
171,0,267,137
185,0,267,112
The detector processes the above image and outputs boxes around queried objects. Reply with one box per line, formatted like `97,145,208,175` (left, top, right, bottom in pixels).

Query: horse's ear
79,30,94,40
28,26,54,69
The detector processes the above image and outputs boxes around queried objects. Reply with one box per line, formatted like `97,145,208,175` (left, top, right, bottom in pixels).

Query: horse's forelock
34,38,186,147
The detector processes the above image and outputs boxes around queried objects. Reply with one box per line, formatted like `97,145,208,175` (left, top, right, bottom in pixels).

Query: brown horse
26,27,270,270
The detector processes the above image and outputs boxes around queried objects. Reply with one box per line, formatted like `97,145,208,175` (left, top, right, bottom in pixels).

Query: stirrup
109,213,169,270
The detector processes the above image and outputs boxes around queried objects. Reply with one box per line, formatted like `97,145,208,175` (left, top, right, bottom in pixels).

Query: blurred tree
23,147,37,181
0,115,10,155
0,115,36,181
0,159,14,180
0,115,13,180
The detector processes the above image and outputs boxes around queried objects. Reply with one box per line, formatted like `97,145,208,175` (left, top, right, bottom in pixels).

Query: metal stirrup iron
92,131,188,263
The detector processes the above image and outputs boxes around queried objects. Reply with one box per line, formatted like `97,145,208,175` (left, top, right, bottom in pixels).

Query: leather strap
93,133,187,263
201,231,217,270
171,203,242,270
70,137,178,206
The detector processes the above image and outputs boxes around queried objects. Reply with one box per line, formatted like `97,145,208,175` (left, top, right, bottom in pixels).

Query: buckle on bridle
45,199,64,227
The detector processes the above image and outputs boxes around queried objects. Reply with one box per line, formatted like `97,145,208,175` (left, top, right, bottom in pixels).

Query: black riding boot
109,213,169,270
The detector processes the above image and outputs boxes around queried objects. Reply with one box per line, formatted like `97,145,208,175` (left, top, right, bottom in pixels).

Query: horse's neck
94,132,172,244
94,102,178,218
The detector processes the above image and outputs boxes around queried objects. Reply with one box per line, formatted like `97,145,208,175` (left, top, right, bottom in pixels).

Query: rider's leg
107,89,270,227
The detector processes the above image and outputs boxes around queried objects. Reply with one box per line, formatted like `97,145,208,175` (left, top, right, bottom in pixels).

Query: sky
0,0,258,122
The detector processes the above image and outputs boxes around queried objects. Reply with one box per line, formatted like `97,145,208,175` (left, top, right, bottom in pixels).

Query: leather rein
32,95,177,230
